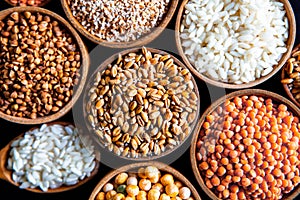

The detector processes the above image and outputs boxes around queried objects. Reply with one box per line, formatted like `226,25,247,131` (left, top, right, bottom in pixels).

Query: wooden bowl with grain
190,89,300,200
4,0,51,7
88,161,201,200
82,47,201,167
175,0,296,89
281,43,300,108
0,6,90,124
60,0,178,48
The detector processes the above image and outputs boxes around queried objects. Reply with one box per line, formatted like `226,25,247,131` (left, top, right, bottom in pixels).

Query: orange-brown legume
196,95,300,200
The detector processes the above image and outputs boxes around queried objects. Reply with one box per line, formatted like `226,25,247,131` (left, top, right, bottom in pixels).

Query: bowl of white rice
175,0,296,89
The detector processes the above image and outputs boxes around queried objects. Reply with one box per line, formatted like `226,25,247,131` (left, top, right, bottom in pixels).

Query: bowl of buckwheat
175,0,296,89
83,47,200,165
0,7,89,124
60,0,178,48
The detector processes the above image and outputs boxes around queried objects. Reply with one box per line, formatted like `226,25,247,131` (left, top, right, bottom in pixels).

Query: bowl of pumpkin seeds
82,47,200,165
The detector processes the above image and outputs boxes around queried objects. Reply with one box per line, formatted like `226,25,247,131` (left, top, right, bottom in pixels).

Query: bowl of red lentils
4,0,51,7
89,161,201,200
0,6,90,124
60,0,178,48
190,89,300,200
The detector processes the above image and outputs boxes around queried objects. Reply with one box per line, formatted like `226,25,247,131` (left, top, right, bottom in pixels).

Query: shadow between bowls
0,6,90,125
0,121,100,193
175,0,296,89
190,89,300,200
281,43,300,108
60,0,179,48
88,161,202,200
80,47,201,168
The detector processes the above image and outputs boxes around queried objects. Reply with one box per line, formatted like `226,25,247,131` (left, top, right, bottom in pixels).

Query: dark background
0,0,300,199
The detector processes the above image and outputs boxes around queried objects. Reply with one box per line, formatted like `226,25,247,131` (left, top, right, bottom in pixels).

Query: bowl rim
88,161,202,200
281,42,300,108
4,0,52,7
82,46,201,163
175,0,296,89
190,88,300,200
60,0,179,48
0,6,90,124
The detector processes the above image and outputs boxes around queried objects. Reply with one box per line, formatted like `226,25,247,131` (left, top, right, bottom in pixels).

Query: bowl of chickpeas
89,161,201,200
191,89,300,200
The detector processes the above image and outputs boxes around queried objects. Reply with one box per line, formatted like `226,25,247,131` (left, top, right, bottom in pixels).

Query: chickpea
127,177,138,186
144,166,160,180
138,168,147,179
211,176,220,186
125,196,135,200
179,187,191,199
136,191,147,200
103,183,114,192
106,190,117,200
126,185,139,197
148,189,161,200
96,192,105,200
115,173,129,185
165,183,179,197
160,174,174,186
159,193,171,200
113,193,126,200
174,181,183,189
152,183,164,193
139,179,152,191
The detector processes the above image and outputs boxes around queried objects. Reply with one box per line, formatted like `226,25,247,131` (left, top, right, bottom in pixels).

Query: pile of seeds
95,165,195,200
0,11,81,119
86,47,198,158
196,95,300,199
5,0,49,6
281,48,300,103
7,123,96,192
180,0,289,84
68,0,170,42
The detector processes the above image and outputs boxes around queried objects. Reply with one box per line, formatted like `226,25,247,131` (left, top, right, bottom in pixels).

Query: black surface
0,0,300,199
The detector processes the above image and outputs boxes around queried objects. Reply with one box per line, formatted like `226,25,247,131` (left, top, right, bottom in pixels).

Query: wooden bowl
175,0,296,89
0,6,90,124
4,0,51,7
60,0,178,48
0,121,100,193
190,89,300,200
88,161,201,200
82,47,201,165
281,43,300,108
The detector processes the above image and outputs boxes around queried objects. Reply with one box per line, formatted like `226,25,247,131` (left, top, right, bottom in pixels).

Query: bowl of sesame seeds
60,0,178,48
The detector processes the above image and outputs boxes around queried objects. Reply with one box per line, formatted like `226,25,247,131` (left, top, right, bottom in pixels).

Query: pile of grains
0,11,81,119
281,48,300,103
95,165,195,200
180,0,289,84
7,123,96,192
5,0,49,6
67,0,170,42
196,95,300,199
86,47,199,158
